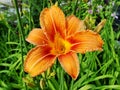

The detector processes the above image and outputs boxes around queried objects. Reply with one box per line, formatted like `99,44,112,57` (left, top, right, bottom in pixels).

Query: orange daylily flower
24,5,103,79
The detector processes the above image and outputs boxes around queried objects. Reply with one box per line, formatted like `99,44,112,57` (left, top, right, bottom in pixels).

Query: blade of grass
79,84,95,90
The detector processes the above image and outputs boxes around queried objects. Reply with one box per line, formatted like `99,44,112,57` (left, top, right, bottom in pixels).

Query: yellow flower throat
51,34,71,55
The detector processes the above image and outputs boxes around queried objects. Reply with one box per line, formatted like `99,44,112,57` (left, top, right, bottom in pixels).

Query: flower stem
13,0,28,52
59,69,64,90
13,0,27,89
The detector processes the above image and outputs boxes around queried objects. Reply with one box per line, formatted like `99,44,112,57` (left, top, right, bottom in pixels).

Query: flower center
50,34,71,55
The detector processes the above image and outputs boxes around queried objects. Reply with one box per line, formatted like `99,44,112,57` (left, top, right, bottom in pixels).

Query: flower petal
58,52,79,79
69,30,104,53
26,28,48,45
66,15,85,36
40,5,66,41
24,46,56,77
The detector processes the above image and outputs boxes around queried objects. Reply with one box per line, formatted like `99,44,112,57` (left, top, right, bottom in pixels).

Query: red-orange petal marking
24,46,56,77
40,5,66,41
66,15,82,36
58,52,79,80
69,30,104,53
26,28,48,45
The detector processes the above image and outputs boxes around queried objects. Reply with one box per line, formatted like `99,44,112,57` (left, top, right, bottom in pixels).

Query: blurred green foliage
0,0,120,89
